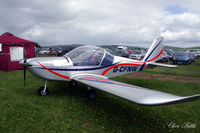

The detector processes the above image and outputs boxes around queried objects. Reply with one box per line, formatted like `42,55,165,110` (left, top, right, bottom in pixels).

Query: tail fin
142,37,164,62
139,37,164,71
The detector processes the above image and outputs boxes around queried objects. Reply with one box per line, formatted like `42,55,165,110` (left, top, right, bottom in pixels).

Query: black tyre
38,87,49,96
87,89,97,99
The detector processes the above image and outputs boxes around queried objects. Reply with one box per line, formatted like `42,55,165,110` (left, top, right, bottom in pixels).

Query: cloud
0,0,200,47
161,12,200,44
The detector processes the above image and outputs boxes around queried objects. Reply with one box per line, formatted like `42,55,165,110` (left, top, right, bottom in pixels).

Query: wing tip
136,94,200,106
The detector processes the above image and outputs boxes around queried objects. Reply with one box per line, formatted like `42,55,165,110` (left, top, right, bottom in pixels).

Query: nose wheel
38,80,49,96
37,81,96,98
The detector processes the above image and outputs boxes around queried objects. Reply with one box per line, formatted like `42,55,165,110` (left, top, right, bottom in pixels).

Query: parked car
37,48,49,55
190,52,199,59
165,50,174,61
114,49,129,58
156,51,170,62
129,50,145,60
128,49,133,54
197,51,200,57
55,48,63,56
188,52,197,62
47,48,56,55
172,52,191,65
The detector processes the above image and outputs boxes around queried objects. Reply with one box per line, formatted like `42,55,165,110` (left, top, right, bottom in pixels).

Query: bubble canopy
64,45,113,66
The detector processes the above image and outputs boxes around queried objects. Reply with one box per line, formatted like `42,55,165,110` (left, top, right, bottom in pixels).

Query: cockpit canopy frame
64,46,114,66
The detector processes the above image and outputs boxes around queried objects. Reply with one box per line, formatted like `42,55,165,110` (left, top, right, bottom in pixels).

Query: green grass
143,58,200,77
0,70,200,133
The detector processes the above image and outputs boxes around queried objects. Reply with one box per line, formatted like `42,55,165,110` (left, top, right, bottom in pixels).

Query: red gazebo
0,32,36,71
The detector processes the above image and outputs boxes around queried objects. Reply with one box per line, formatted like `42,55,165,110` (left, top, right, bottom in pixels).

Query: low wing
148,62,179,68
73,75,200,106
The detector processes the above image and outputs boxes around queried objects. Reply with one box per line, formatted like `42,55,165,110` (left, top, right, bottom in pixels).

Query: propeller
23,47,26,87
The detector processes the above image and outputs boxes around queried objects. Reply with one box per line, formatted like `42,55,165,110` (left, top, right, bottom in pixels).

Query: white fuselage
25,55,145,81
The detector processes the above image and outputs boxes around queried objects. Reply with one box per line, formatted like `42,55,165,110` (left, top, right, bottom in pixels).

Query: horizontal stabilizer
148,62,179,68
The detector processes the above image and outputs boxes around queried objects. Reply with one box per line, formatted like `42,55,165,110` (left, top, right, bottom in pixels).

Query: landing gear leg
38,80,49,96
87,86,96,99
69,80,77,87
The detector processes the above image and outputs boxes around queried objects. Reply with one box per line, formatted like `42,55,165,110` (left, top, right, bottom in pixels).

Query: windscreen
64,46,105,66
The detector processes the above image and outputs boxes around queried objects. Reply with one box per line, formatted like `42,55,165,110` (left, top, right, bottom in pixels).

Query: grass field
143,58,200,77
0,70,200,133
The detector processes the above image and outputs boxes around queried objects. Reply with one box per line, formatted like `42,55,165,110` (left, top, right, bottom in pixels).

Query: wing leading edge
73,75,200,106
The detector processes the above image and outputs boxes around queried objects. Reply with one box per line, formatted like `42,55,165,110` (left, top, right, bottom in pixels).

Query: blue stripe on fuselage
37,62,119,71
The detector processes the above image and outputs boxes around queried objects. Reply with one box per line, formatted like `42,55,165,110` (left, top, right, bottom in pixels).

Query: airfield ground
0,58,200,133
125,72,200,83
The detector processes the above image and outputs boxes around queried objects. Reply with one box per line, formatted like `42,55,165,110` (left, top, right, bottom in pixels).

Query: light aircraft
20,37,200,106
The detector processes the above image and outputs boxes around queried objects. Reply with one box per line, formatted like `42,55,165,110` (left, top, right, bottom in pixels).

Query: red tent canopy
0,32,36,71
0,32,35,45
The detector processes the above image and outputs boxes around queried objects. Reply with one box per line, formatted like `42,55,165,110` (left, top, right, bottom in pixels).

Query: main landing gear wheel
38,80,49,96
38,87,49,96
87,86,97,99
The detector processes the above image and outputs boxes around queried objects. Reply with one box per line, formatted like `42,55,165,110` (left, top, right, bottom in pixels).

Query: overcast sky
0,0,200,47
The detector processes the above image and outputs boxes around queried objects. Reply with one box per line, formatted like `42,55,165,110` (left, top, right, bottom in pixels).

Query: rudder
139,37,164,71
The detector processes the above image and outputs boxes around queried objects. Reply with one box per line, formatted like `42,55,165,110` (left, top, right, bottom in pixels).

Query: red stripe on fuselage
101,49,163,76
101,63,145,76
36,61,70,80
